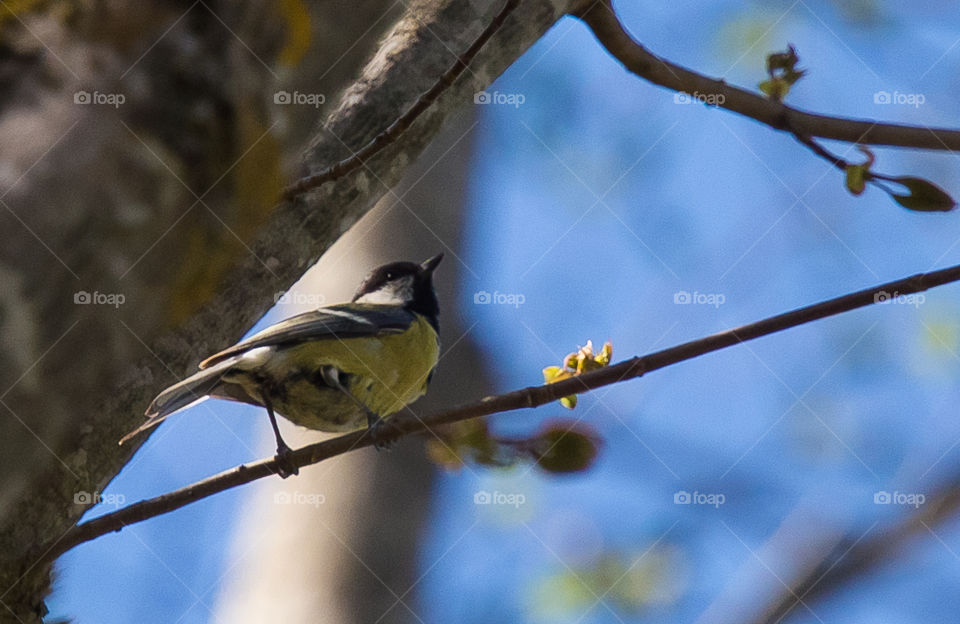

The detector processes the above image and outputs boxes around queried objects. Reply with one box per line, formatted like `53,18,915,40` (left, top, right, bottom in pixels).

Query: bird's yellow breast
260,314,439,430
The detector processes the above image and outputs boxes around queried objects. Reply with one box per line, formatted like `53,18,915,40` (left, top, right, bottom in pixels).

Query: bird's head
353,253,443,320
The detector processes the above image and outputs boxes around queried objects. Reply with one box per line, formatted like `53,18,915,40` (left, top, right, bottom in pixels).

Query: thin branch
750,475,960,624
791,132,848,171
578,0,960,151
38,262,960,564
280,0,521,200
788,130,955,208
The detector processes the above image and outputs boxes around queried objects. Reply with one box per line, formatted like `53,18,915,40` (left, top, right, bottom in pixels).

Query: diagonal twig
578,0,960,151
39,262,960,564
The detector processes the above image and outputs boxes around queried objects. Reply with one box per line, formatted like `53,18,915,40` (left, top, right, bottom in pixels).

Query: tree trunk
0,0,567,619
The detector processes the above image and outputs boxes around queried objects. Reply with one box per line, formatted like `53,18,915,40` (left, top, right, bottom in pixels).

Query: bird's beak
420,253,444,274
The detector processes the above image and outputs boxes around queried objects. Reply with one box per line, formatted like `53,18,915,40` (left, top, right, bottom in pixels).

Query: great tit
121,253,443,476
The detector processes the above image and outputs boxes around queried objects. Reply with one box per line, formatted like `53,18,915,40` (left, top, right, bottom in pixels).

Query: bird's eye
386,272,394,280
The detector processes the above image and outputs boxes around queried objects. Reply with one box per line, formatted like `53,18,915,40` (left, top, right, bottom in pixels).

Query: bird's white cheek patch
355,276,414,305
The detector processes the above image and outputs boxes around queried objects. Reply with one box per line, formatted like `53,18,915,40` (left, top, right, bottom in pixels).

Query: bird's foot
366,413,397,451
274,442,299,478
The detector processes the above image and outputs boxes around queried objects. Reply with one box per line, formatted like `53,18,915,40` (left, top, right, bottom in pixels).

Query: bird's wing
198,303,414,369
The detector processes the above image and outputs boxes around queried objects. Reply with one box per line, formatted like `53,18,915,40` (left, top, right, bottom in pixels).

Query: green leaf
543,341,613,408
532,422,600,473
542,366,564,383
886,176,956,212
758,78,789,100
845,164,868,195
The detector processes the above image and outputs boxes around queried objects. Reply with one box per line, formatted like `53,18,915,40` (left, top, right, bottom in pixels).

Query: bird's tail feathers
119,359,236,445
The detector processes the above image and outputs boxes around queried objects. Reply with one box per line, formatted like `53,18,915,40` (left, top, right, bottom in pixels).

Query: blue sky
48,1,960,622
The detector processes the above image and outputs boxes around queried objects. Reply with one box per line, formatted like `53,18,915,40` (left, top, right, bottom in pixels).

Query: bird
120,253,443,477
